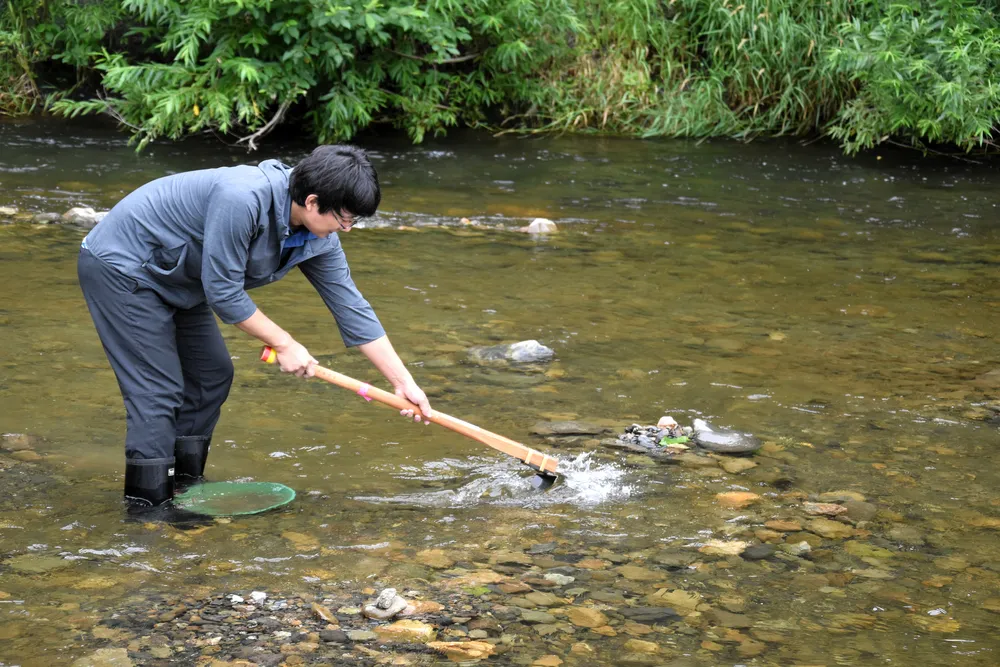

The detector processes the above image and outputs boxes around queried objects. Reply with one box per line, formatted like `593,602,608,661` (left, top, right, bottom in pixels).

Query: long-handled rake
260,346,559,490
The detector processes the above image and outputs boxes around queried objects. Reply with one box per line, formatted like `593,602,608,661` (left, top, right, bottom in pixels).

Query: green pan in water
174,482,296,517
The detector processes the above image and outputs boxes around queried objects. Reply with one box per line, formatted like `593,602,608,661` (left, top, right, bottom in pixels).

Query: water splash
354,452,638,508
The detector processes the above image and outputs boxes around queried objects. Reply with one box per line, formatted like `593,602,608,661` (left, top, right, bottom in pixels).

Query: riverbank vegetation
2,0,997,153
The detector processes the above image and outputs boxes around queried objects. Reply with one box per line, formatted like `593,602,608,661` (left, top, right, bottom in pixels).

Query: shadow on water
1,118,999,665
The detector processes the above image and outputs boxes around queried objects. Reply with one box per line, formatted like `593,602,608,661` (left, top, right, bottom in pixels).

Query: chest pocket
245,219,279,282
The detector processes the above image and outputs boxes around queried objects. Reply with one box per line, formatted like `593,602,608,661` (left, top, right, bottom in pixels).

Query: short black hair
289,145,380,217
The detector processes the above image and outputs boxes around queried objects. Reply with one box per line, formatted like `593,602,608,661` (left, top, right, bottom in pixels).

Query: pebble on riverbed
362,588,409,620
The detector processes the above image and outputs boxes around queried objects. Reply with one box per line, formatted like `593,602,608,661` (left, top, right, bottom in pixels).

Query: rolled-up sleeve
202,186,260,324
298,245,385,347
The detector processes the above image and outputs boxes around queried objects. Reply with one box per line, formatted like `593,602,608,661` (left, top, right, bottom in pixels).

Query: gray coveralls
78,159,385,463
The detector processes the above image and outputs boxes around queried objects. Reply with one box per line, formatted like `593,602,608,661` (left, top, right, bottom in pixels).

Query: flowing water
1,118,999,666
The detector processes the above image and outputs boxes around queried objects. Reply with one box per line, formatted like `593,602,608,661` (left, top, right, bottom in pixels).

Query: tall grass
530,0,856,140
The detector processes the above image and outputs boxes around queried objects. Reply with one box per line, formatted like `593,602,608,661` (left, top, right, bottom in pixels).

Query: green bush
2,0,999,153
0,0,122,114
827,0,1000,153
47,0,580,149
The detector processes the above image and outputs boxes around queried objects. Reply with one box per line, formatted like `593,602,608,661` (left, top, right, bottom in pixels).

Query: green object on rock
173,481,295,517
658,436,689,446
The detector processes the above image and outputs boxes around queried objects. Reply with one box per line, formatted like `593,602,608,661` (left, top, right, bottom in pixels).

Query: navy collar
283,226,318,248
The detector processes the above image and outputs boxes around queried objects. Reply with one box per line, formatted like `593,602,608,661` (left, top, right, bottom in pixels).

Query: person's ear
306,194,319,211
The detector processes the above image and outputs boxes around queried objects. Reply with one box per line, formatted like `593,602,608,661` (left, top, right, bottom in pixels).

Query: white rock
525,218,557,234
0,206,18,216
363,588,409,620
657,416,678,429
507,340,555,363
228,594,244,604
62,207,108,229
250,591,267,603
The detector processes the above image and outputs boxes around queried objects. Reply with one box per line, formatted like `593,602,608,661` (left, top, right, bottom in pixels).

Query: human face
296,194,357,237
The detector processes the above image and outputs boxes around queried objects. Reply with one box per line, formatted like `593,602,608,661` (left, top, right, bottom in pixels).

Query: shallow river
1,119,998,666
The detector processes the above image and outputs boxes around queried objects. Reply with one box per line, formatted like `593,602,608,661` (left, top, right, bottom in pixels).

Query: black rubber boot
124,457,175,507
175,435,211,482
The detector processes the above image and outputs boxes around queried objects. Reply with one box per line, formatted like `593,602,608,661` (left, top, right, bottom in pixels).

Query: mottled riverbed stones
843,501,877,522
521,610,558,624
374,619,436,642
616,565,664,582
565,606,608,628
719,458,757,473
6,554,72,574
699,540,749,556
646,589,700,613
802,502,848,516
523,591,562,607
491,551,534,566
707,608,752,629
415,549,455,569
886,525,925,546
817,490,867,503
741,544,777,561
653,550,698,569
715,492,760,508
765,519,801,532
807,518,853,539
623,639,660,653
428,641,495,661
71,648,132,667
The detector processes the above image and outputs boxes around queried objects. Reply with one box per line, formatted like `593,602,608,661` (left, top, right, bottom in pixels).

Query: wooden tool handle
260,347,558,474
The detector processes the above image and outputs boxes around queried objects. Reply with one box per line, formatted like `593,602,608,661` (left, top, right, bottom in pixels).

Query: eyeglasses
334,210,357,230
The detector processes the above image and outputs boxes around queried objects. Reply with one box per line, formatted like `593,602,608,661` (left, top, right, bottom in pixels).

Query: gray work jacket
83,159,385,347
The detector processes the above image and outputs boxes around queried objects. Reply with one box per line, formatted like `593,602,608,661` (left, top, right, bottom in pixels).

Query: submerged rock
691,419,762,453
374,619,436,642
6,554,72,574
530,421,611,436
468,340,555,364
71,648,132,667
618,607,682,624
428,641,495,661
32,212,62,224
1,433,42,452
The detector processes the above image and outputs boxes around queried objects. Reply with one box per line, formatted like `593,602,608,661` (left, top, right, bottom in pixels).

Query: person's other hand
396,380,432,425
275,340,318,378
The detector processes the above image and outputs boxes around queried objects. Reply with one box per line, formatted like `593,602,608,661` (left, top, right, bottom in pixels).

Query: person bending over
78,145,431,507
